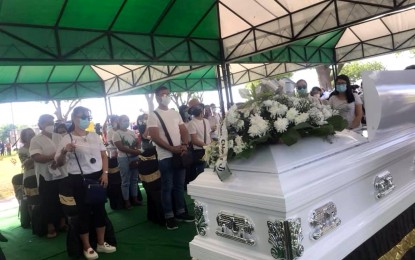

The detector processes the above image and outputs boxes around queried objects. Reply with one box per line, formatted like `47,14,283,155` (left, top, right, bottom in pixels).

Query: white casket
188,70,415,260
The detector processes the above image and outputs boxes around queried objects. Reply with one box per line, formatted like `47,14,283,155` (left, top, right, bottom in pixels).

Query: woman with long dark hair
329,74,363,130
55,106,116,259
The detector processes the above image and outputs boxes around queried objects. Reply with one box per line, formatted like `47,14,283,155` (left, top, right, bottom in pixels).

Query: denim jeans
158,157,186,219
118,156,139,200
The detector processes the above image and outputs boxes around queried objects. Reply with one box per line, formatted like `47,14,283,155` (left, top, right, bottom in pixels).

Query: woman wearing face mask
55,107,115,259
328,75,363,130
19,128,36,182
113,115,143,209
30,114,68,238
188,99,212,180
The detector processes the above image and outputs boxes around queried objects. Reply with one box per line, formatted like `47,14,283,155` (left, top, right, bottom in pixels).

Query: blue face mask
297,88,307,95
336,84,347,93
79,119,90,130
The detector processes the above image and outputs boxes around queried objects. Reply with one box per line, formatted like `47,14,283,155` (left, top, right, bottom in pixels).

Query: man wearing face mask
295,79,308,98
30,114,68,238
328,74,363,130
147,86,194,230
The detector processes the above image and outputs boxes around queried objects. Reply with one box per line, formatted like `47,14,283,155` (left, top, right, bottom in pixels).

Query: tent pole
216,65,226,118
108,97,113,115
225,63,233,105
104,97,110,117
221,63,231,109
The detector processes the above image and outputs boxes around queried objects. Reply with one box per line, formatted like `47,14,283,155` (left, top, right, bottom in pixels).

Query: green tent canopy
0,0,414,102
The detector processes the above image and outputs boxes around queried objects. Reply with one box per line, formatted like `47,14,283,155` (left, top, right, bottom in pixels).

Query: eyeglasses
158,93,171,98
297,86,307,90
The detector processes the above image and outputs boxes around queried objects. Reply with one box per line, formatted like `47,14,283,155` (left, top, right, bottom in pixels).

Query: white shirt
112,129,138,158
329,93,363,129
147,108,184,160
188,118,212,150
55,132,106,175
30,133,68,183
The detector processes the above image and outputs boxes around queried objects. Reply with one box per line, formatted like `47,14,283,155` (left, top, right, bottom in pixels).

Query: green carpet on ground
0,191,196,260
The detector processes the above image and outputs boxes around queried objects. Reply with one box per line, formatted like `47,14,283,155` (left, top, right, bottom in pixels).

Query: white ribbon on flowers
214,119,232,181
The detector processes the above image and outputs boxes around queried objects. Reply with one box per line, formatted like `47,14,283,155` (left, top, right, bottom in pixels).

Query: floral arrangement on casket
204,84,348,181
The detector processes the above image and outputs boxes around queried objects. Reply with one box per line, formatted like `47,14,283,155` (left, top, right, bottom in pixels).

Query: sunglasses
77,115,92,121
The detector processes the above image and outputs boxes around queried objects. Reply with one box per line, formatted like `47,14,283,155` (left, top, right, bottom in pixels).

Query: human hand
65,142,76,153
99,173,108,187
171,145,183,154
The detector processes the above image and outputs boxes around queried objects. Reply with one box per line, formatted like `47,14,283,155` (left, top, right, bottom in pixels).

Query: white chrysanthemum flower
289,97,300,108
269,102,288,118
226,105,240,125
263,100,273,107
286,108,299,122
308,107,325,125
294,113,309,125
274,118,289,133
233,135,246,154
321,106,333,119
235,119,245,130
248,114,269,137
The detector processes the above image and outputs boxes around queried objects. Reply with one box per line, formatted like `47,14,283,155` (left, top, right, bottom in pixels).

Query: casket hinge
374,171,395,199
215,211,255,246
267,218,304,260
309,201,341,240
194,201,208,236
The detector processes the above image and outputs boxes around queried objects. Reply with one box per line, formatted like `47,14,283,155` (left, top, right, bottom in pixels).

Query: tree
315,64,344,92
339,61,386,83
0,124,16,142
49,99,81,122
144,93,155,113
170,92,204,110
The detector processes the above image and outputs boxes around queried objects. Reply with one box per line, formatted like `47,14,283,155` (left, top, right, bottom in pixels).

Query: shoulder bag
193,119,206,162
153,111,193,169
69,134,106,205
117,132,140,169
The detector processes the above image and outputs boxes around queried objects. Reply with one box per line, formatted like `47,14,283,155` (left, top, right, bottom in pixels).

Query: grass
0,152,22,200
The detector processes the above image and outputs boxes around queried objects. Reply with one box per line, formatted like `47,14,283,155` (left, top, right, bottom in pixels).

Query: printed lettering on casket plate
215,211,255,246
309,201,341,240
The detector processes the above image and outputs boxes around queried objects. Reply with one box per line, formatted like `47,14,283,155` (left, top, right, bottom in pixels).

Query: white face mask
44,125,54,134
161,96,171,106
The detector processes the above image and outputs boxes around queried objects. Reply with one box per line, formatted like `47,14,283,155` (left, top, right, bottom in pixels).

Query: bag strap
69,134,84,178
202,119,207,144
153,111,174,146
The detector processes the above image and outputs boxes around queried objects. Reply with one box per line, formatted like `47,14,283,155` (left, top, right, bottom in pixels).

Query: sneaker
83,248,98,259
175,213,195,223
166,218,178,230
96,242,116,253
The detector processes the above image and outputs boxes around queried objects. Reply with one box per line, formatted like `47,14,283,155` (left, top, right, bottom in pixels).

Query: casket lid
228,130,367,174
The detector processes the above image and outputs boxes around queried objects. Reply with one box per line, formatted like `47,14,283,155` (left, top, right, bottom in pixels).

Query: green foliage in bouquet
206,90,348,165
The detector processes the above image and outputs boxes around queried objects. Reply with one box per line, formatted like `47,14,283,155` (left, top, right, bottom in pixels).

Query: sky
0,51,414,128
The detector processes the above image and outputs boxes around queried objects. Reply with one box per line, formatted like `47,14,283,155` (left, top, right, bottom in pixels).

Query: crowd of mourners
5,68,415,259
8,86,221,260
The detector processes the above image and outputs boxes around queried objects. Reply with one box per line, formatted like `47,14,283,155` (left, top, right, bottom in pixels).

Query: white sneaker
83,248,98,259
96,242,116,253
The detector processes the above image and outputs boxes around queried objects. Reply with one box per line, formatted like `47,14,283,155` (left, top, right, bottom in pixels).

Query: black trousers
38,175,65,225
67,172,106,234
